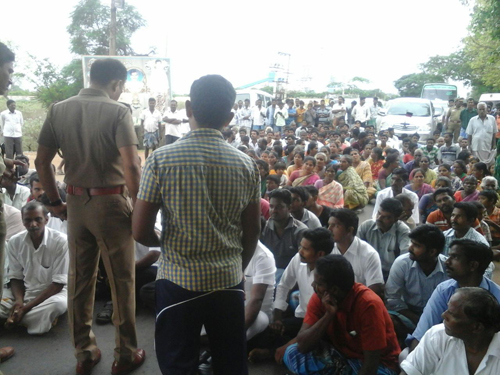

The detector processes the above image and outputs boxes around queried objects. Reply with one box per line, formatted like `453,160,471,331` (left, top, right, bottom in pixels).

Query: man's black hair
329,208,359,236
449,239,493,275
453,202,478,223
433,187,455,201
189,74,236,129
6,99,15,106
266,174,280,185
290,186,310,203
269,189,292,205
392,167,409,182
379,198,403,219
455,288,500,331
479,190,498,204
0,42,15,66
90,58,127,86
316,255,355,292
255,159,269,174
409,224,445,254
21,200,49,217
304,185,318,197
302,228,334,254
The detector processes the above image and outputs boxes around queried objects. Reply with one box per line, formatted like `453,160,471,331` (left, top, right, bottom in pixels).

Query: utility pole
109,0,117,55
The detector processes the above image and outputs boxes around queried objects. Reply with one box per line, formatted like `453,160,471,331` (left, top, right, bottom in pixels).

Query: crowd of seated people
3,95,500,375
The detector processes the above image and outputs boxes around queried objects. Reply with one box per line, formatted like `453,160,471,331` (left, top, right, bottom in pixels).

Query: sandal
96,301,113,325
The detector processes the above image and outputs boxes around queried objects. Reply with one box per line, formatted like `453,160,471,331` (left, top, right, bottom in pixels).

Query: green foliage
420,50,476,86
67,0,146,56
393,72,445,97
26,56,82,108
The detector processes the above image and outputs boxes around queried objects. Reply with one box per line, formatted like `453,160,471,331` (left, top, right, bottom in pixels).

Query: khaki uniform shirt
38,88,138,188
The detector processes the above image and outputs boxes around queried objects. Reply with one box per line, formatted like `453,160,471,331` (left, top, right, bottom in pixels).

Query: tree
393,72,445,97
420,50,476,87
67,0,146,56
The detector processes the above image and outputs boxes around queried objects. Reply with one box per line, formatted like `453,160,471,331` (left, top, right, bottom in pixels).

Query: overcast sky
0,0,472,95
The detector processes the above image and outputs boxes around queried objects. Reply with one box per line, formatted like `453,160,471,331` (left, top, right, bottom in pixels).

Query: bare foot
248,348,272,363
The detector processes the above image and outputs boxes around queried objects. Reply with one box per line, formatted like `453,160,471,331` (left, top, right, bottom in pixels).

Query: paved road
0,206,375,375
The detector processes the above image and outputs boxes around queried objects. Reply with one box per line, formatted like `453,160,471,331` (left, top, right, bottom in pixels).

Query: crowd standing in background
2,40,500,374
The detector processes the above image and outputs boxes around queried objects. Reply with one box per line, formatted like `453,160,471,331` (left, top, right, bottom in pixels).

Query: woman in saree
432,163,462,191
454,175,480,202
337,155,369,210
410,155,437,184
286,150,305,177
315,164,344,208
376,153,399,191
288,156,320,187
405,168,434,200
350,147,376,199
306,141,318,157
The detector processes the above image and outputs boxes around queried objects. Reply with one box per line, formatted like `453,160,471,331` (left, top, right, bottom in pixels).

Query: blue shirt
406,277,500,346
385,253,449,314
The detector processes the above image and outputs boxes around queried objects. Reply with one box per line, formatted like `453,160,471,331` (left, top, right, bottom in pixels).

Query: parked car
376,98,442,142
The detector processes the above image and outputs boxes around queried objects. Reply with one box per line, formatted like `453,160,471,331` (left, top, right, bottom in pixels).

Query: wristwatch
48,199,63,207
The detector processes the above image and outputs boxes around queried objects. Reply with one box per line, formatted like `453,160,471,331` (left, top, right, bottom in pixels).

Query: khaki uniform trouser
67,190,137,363
447,121,461,142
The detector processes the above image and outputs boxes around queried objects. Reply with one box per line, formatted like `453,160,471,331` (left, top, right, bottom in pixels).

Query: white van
235,89,274,106
479,93,500,108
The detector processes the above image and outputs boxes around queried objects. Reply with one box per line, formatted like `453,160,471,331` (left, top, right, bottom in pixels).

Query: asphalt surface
1,210,375,375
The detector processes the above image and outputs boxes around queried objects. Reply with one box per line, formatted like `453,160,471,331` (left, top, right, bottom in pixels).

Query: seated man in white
0,201,69,334
248,228,333,364
401,287,500,375
329,208,385,296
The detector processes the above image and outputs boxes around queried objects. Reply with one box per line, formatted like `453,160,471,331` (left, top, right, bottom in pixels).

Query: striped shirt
138,128,261,291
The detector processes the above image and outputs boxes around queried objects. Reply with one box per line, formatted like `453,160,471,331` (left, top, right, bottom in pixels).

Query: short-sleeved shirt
331,237,384,287
357,220,411,274
244,241,276,320
437,144,460,164
261,216,307,269
38,88,138,188
385,253,448,314
140,108,162,133
460,108,478,130
138,128,261,291
304,283,400,370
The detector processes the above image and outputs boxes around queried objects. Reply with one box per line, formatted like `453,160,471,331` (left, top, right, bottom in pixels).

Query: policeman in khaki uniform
35,59,145,375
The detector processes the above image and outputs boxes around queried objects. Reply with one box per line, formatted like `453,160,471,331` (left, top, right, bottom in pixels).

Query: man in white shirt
401,288,500,375
0,99,23,158
249,228,334,364
140,97,162,159
466,101,497,165
373,168,420,225
1,173,30,210
0,201,68,334
162,99,188,145
251,99,266,131
351,97,371,126
238,99,252,129
330,96,346,126
328,208,384,296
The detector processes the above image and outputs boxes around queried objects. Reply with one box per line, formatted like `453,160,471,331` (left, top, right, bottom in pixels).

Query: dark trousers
155,279,247,375
164,134,179,146
4,136,22,158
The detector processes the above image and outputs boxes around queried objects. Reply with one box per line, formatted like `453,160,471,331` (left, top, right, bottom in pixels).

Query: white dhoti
472,149,497,166
0,287,67,334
